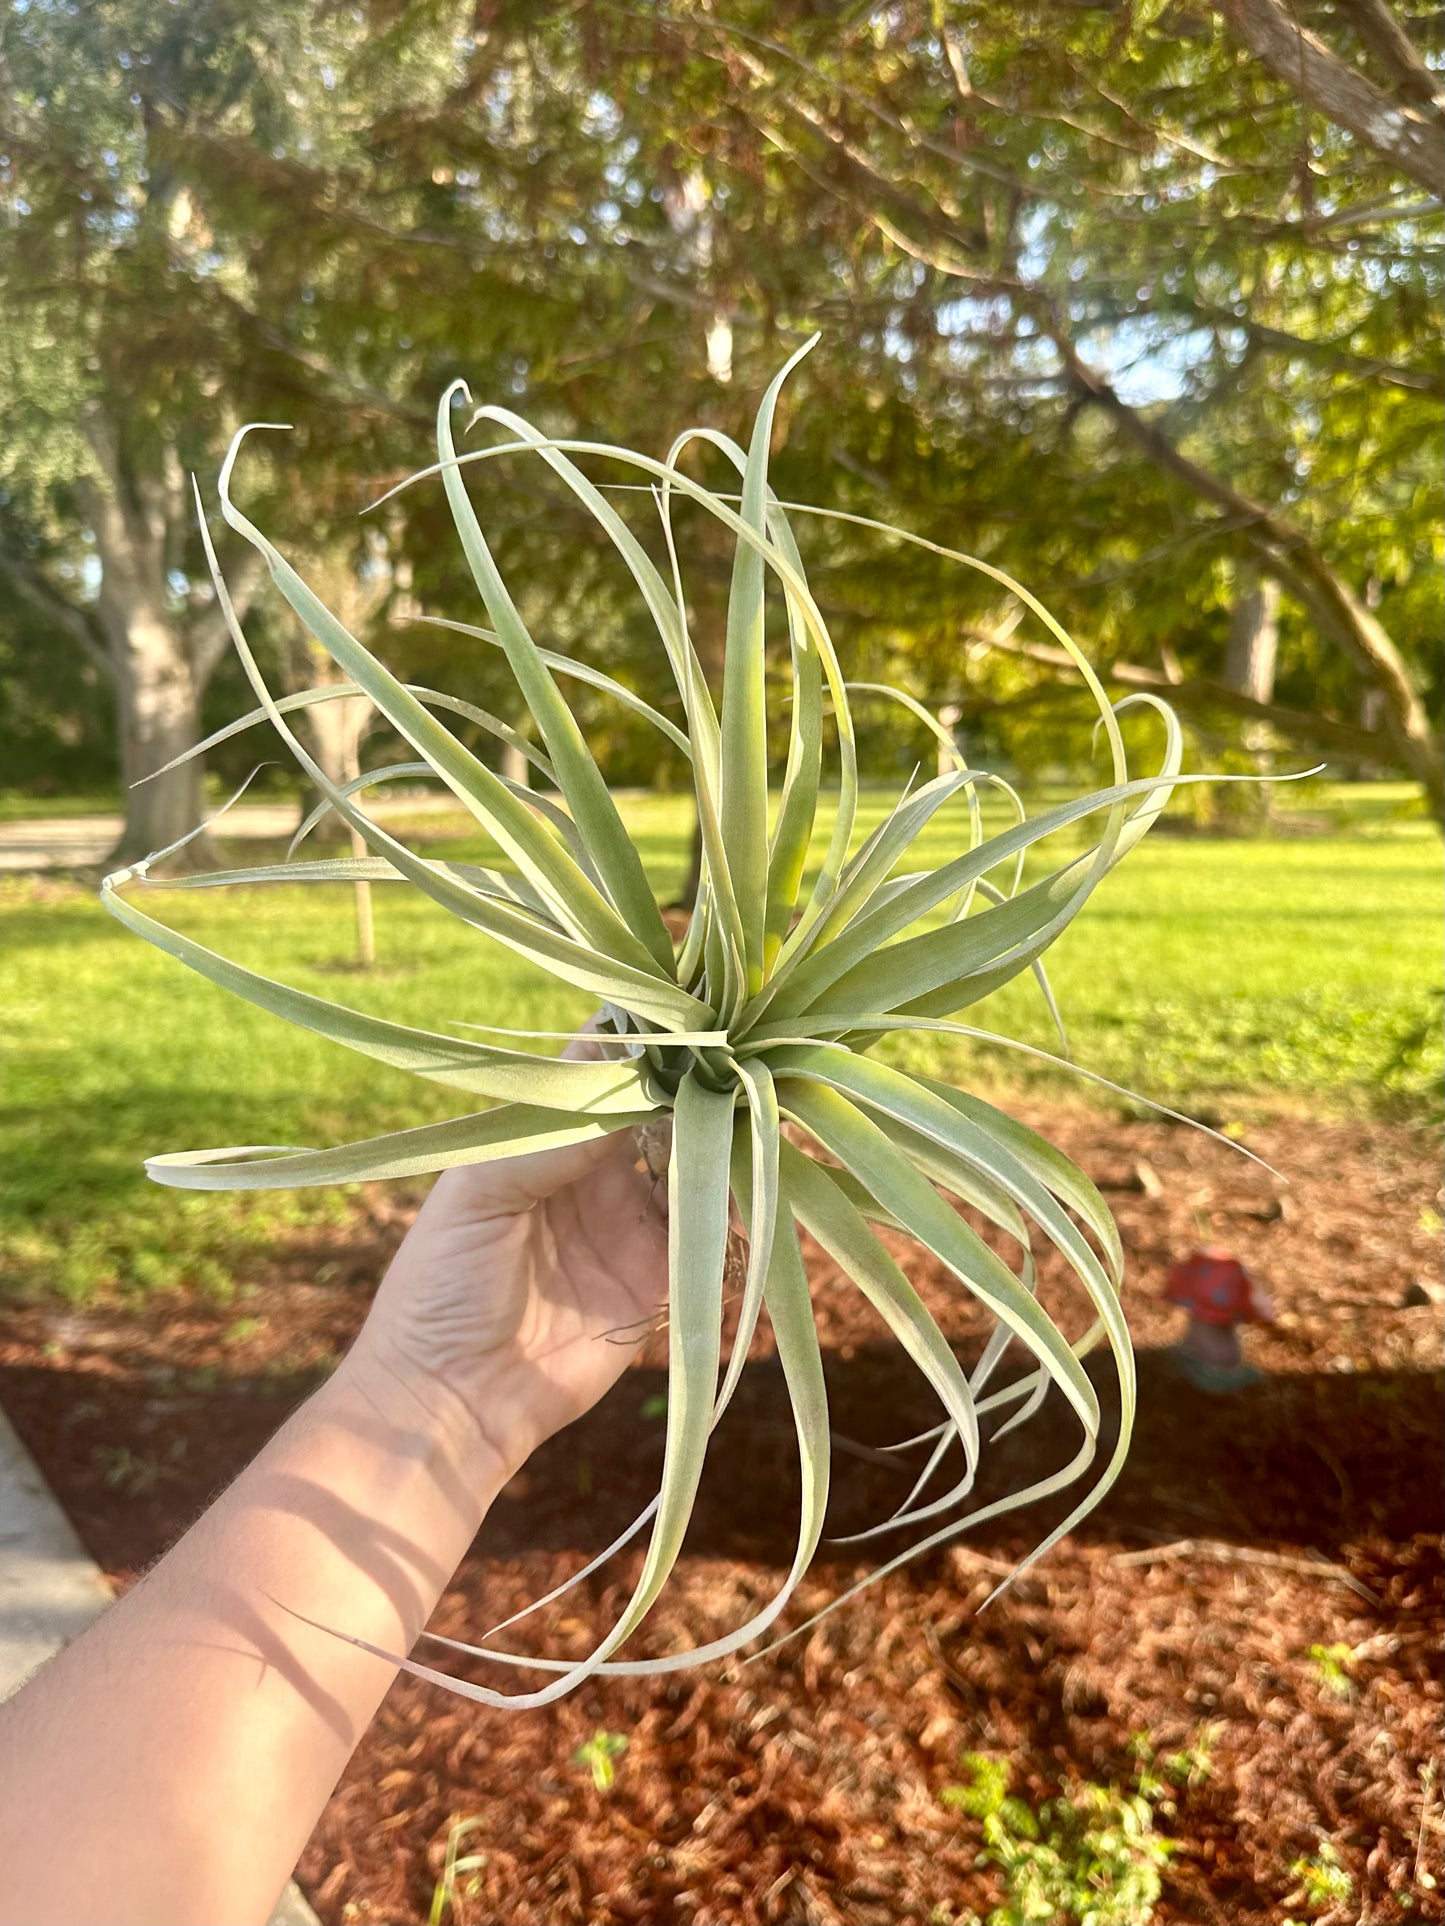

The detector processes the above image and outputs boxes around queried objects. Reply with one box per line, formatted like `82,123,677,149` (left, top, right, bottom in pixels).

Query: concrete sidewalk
0,1407,113,1698
0,794,460,872
0,1405,318,1923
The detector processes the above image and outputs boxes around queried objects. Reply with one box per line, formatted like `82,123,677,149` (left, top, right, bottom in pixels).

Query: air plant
103,337,1198,1708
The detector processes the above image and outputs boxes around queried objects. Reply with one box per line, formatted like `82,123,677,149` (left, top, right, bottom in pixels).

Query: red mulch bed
2,1109,1441,1925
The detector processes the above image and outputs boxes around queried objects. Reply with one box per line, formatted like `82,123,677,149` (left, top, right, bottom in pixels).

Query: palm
366,1129,669,1473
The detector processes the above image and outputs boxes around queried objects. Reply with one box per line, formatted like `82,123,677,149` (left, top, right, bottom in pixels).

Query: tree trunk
1222,573,1282,823
4,414,260,870
297,677,373,848
107,607,209,868
1263,542,1444,818
282,640,377,965
499,740,531,788
936,701,965,778
296,679,376,965
1224,577,1281,708
77,424,237,872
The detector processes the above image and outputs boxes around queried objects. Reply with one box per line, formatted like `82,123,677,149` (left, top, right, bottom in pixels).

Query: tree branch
1212,0,1445,197
982,630,1397,766
735,65,1438,812
0,539,114,684
1086,296,1442,392
76,403,167,569
1338,0,1445,110
695,19,1028,194
1038,318,1442,812
159,233,430,430
1220,313,1436,392
611,248,758,325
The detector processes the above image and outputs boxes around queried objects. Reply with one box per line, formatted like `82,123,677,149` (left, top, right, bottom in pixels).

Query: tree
0,3,763,857
6,2,1439,831
446,0,1441,809
0,554,114,794
0,3,529,861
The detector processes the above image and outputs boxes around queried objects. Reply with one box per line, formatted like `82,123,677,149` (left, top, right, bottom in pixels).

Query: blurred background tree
483,0,1442,804
2,0,1440,844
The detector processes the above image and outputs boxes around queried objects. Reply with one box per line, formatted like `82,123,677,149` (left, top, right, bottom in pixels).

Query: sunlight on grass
0,785,1436,1299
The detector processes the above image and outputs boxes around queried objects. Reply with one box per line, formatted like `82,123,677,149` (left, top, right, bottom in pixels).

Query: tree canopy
2,0,1440,833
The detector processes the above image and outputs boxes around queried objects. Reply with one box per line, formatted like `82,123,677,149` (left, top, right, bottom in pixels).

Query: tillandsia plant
103,337,1210,1708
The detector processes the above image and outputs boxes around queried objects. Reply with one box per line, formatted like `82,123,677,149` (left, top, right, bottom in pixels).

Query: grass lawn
0,782,1437,1300
0,792,121,822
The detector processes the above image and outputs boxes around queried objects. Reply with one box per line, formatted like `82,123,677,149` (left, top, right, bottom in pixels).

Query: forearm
0,1352,505,1926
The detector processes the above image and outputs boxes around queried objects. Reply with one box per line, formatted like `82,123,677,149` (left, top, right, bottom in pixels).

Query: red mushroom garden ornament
1166,1248,1275,1392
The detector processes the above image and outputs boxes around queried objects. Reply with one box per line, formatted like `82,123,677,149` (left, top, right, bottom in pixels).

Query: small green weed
428,1816,487,1926
1285,1838,1354,1915
1164,1732,1216,1791
572,1729,629,1792
1306,1642,1355,1698
221,1315,265,1345
1128,1727,1218,1807
941,1750,1171,1925
91,1440,185,1498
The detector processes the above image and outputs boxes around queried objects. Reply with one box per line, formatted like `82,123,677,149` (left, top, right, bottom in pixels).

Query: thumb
449,1122,640,1218
442,1017,660,1217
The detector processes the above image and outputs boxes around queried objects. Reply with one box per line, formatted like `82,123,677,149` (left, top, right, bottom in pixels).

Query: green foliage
1306,1643,1357,1699
1287,1839,1355,1915
428,1816,487,1926
91,1439,186,1499
572,1730,629,1793
0,602,116,794
1162,1737,1216,1794
0,792,120,822
1127,1729,1218,1806
942,1751,1173,1926
221,1315,265,1345
2,1,1440,804
1379,988,1445,1122
427,0,1442,779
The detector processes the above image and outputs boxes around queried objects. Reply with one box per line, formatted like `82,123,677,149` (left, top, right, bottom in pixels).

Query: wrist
325,1340,515,1513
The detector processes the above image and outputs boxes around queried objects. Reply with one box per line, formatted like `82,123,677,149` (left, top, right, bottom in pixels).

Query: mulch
1,1108,1440,1925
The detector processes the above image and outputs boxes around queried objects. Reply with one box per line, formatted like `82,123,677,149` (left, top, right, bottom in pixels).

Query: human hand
344,1032,671,1482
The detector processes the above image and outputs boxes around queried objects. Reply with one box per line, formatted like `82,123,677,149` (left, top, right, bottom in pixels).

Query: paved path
0,1405,319,1923
0,795,460,872
0,1407,113,1698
